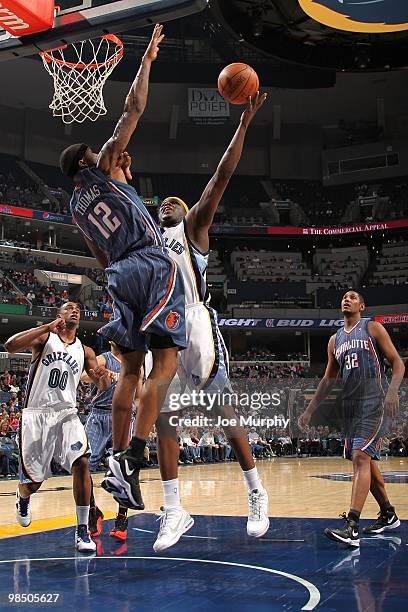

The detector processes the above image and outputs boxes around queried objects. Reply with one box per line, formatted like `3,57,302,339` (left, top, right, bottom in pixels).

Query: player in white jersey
5,302,110,552
150,92,270,552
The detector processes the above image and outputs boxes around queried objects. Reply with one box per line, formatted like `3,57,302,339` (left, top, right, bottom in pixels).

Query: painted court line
132,527,218,540
0,556,321,610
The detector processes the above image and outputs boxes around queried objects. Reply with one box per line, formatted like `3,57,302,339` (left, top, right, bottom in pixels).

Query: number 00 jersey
162,220,209,306
333,318,387,402
25,332,84,409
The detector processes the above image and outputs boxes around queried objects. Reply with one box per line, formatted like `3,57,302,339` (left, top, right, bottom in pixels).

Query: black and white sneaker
363,510,400,535
324,513,360,547
101,452,145,510
88,505,104,537
15,489,32,527
75,524,97,553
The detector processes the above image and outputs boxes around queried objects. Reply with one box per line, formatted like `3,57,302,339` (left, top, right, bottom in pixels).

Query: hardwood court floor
0,457,407,538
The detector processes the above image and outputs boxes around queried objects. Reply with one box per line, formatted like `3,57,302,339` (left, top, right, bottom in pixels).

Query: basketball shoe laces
18,495,29,517
338,512,357,531
77,524,91,543
248,490,262,520
115,514,128,531
156,507,169,536
371,510,391,526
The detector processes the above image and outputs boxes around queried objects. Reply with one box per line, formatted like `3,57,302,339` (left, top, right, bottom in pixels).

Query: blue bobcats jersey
334,318,387,402
89,351,120,410
70,167,163,263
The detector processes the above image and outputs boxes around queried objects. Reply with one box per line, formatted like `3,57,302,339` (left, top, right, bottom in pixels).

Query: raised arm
185,92,267,252
368,321,405,417
5,318,65,356
298,335,339,430
97,24,164,176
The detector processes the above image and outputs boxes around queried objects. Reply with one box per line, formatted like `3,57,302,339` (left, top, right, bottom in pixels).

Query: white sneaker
75,525,97,553
15,489,32,527
153,506,194,552
247,488,270,537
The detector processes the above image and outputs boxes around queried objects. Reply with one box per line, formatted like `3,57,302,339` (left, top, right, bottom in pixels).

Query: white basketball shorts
19,405,90,484
145,303,231,413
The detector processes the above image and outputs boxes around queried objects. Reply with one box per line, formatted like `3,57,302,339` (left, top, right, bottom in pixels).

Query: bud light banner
217,317,349,329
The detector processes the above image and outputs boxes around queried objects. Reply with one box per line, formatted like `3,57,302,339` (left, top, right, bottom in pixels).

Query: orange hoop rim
40,34,124,69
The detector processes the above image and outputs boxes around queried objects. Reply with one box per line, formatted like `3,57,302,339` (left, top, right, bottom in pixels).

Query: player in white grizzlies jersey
150,92,269,552
5,302,110,552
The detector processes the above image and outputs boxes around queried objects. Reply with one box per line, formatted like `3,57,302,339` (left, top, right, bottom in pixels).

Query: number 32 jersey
70,167,164,263
333,318,387,402
25,332,84,409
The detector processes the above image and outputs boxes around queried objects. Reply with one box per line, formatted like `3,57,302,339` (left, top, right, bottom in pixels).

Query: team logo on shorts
298,0,408,33
165,311,181,331
71,441,83,451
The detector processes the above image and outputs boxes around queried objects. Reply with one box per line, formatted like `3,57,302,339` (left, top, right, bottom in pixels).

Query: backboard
0,0,208,61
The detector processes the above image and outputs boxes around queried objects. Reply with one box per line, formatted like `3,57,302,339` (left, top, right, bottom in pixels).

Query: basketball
218,63,259,105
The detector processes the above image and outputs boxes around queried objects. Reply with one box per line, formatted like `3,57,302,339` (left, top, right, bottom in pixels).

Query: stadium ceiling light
251,8,264,38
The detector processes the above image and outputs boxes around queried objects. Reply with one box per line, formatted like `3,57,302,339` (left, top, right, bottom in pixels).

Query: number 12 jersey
70,167,164,264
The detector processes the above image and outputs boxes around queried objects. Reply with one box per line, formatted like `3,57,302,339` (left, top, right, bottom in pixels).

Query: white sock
243,467,263,492
76,505,90,526
162,478,181,509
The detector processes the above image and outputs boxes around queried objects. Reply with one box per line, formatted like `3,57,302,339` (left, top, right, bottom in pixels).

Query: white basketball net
41,34,124,124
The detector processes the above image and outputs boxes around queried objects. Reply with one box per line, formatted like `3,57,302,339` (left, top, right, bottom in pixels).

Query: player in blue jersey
298,291,405,547
83,342,143,541
58,25,186,511
147,92,270,552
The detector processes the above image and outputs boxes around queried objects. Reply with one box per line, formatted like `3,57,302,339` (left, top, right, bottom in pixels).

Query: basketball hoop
40,34,124,124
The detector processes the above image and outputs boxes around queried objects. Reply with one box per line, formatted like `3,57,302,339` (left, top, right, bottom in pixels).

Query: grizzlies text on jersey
157,220,231,397
25,332,84,409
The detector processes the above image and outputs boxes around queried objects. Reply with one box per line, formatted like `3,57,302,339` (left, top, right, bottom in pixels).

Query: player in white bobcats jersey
150,92,270,552
5,302,110,552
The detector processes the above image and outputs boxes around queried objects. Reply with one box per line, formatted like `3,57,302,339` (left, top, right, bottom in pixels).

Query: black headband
68,143,88,178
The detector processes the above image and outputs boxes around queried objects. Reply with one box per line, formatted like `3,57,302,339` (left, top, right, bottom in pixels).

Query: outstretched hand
117,151,132,181
297,410,311,432
240,91,268,128
144,24,164,62
90,366,112,391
